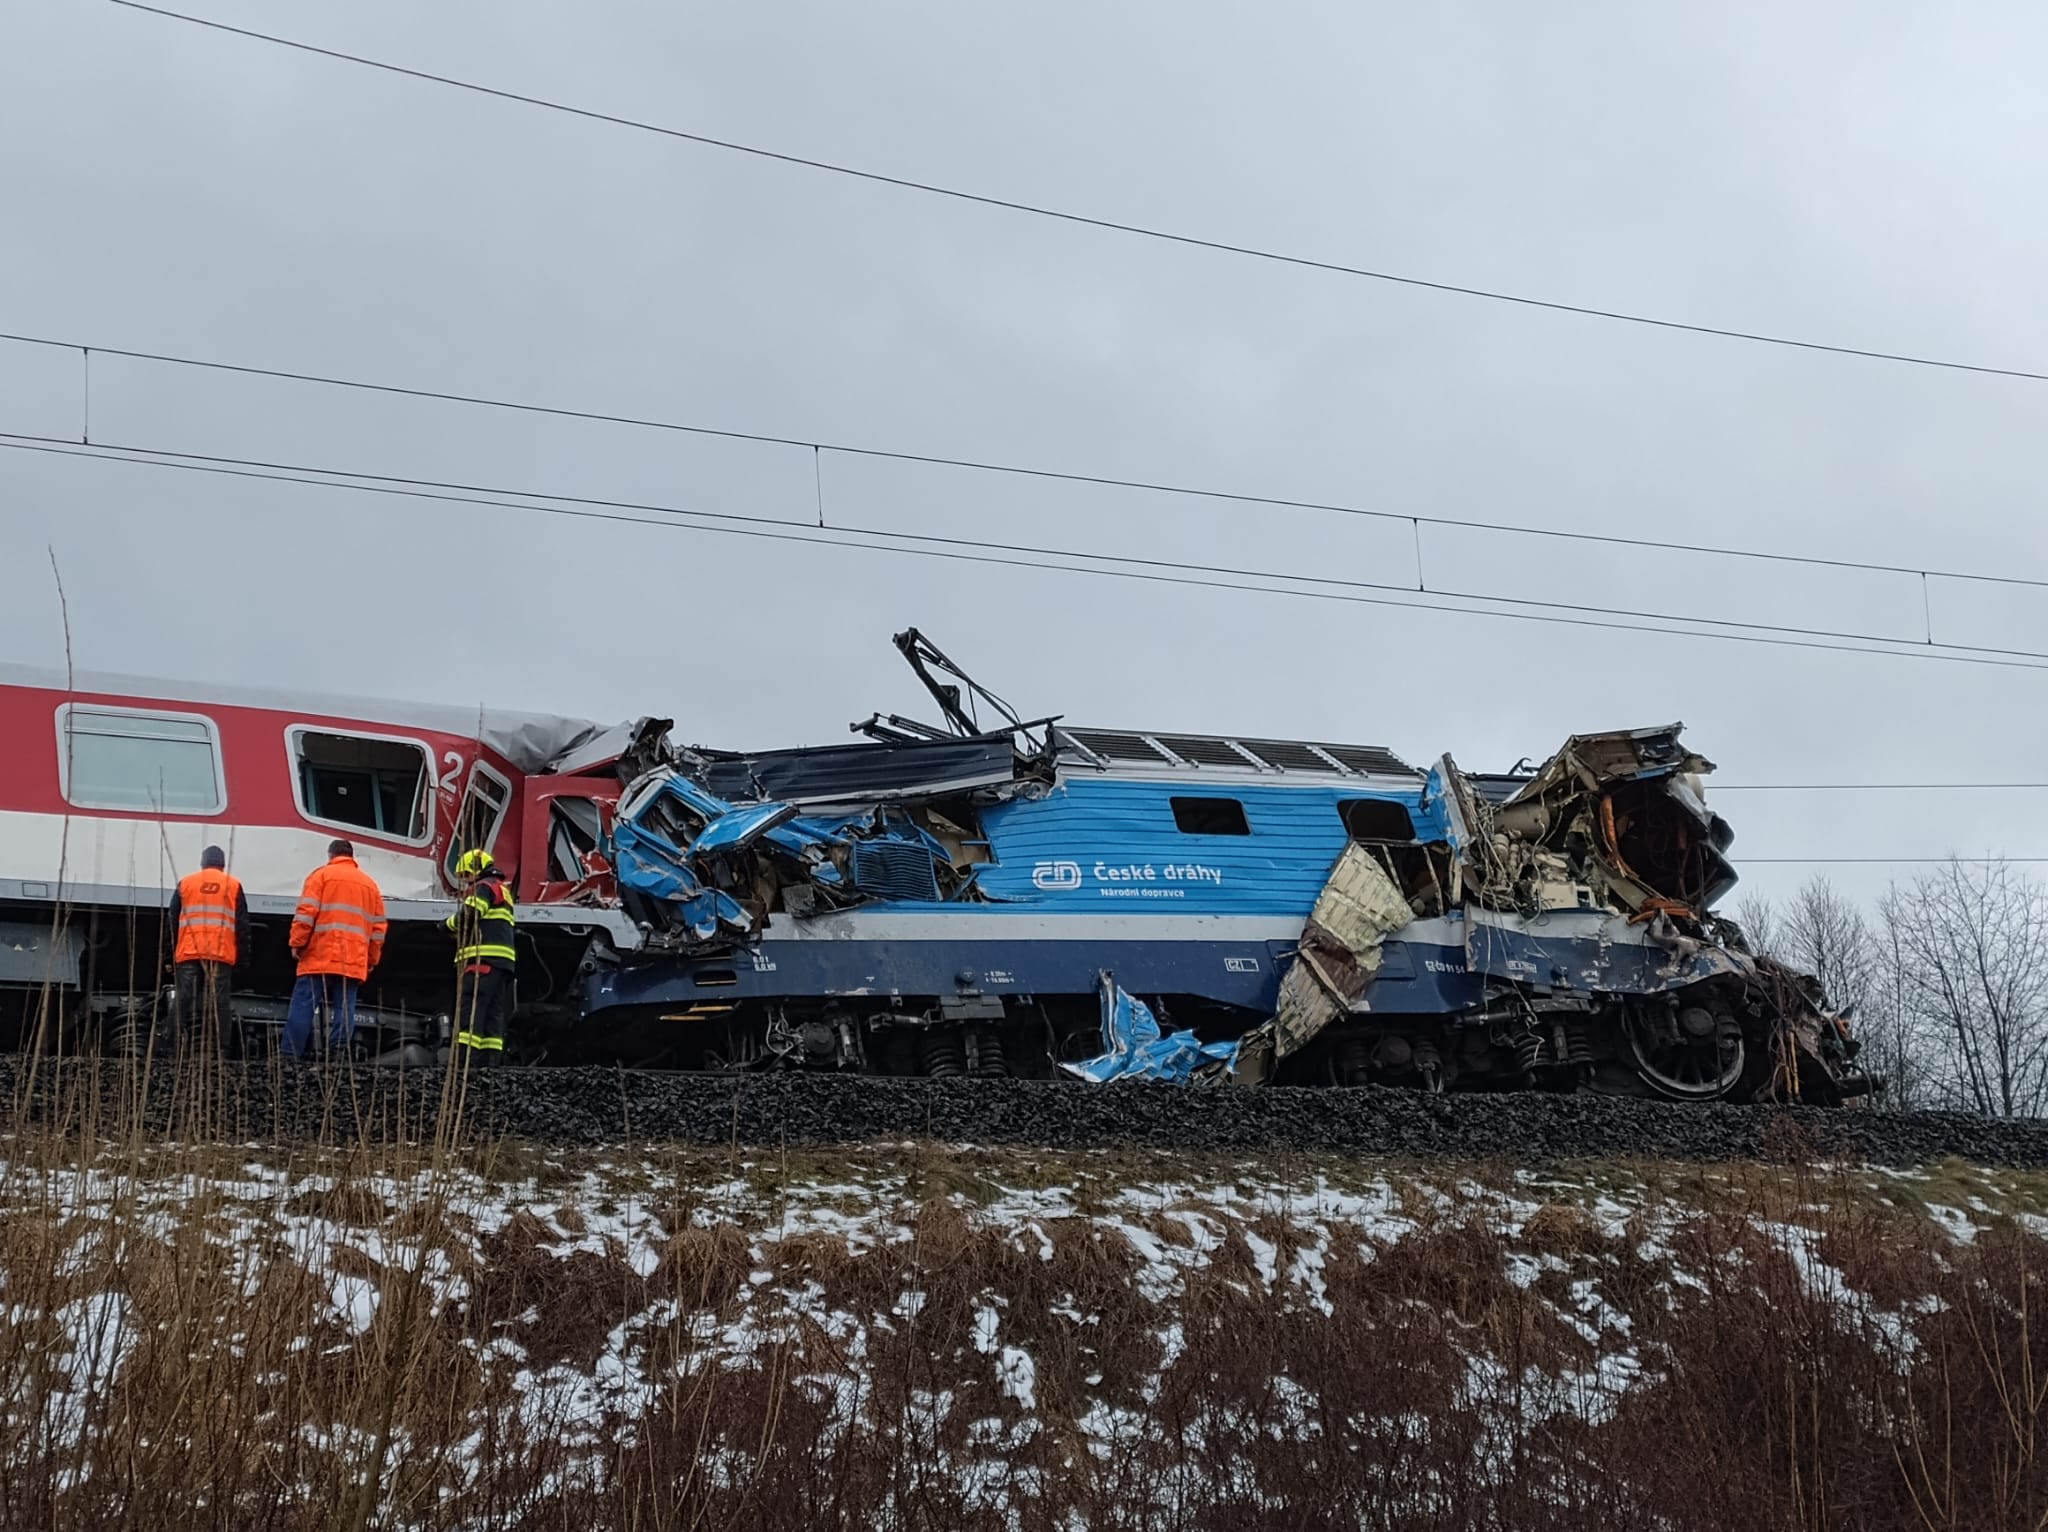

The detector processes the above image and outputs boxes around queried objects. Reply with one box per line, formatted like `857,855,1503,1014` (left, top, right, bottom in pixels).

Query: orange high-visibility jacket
173,868,245,965
289,856,388,980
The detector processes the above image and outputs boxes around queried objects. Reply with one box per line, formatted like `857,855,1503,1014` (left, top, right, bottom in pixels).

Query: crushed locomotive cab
554,640,1868,1106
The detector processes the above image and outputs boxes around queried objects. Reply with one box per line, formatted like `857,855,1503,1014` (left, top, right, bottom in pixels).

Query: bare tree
1879,859,2048,1118
1779,878,1877,1015
1857,911,1929,1112
1786,876,1930,1110
1733,892,1781,963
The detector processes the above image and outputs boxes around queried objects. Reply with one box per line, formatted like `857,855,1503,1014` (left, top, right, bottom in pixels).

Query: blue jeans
282,974,359,1057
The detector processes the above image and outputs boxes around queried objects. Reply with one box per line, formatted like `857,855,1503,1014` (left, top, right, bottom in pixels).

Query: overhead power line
6,328,2048,600
3,428,2025,659
8,440,2045,866
1742,858,2048,866
10,439,2048,867
109,0,2048,386
9,432,2048,679
1714,783,2048,792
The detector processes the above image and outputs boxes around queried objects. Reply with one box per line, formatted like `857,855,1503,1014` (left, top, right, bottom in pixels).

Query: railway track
1,1056,2044,1168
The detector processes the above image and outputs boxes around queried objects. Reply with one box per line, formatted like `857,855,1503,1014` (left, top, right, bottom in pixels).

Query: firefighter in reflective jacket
448,849,515,1062
169,844,250,1055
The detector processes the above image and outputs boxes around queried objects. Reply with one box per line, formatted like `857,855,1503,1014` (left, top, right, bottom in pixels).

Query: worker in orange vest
282,839,388,1058
169,844,249,1055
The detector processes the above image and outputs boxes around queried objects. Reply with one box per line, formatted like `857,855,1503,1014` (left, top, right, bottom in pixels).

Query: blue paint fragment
1063,972,1239,1083
608,818,754,941
610,771,965,938
692,800,800,854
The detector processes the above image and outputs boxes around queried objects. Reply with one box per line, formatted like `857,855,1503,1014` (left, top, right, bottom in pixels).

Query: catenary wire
10,433,2048,681
8,437,2045,865
1741,858,2048,865
1714,784,2048,792
106,1,2048,389
5,328,2048,597
2,427,2030,660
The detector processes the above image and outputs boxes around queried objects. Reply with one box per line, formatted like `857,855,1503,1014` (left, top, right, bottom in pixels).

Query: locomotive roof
1055,726,1419,781
676,724,1422,810
0,662,608,776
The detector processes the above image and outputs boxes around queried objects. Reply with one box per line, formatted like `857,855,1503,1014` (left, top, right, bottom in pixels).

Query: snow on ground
0,1142,2034,1517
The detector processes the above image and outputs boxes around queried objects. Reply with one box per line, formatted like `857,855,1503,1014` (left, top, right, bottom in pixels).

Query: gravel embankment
5,1056,2048,1167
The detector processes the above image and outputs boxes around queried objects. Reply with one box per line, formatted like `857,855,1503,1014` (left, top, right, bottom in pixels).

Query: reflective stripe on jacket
446,873,516,968
290,856,388,980
173,868,244,965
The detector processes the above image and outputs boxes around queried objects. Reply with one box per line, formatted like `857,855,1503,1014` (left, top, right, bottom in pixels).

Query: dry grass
8,1041,2048,1529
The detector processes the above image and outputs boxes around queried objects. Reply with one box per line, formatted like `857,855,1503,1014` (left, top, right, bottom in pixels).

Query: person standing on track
447,848,516,1066
169,844,250,1055
282,839,387,1058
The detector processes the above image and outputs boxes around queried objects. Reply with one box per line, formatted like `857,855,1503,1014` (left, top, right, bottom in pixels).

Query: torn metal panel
692,801,802,855
1463,906,1753,994
612,770,814,946
1498,723,1709,803
608,818,755,943
624,772,841,873
609,765,983,947
543,716,673,779
1424,756,1477,856
1295,845,1419,1008
1232,845,1412,1083
1063,972,1239,1083
693,734,1031,807
1476,724,1737,917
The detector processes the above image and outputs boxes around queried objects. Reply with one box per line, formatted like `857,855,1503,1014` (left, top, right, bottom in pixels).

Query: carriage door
444,763,513,891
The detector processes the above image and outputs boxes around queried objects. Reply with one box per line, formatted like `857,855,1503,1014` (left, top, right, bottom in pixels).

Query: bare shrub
8,1041,2048,1528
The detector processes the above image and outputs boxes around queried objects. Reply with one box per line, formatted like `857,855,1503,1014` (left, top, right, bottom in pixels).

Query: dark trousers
173,960,238,1056
283,974,359,1057
455,963,514,1062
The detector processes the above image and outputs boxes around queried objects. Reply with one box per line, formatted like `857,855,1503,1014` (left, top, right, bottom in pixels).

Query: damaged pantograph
565,633,1867,1105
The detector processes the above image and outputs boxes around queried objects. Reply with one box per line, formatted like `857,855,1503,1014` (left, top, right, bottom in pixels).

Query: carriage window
58,706,224,814
1339,798,1417,842
290,729,430,841
1171,796,1250,836
445,764,512,883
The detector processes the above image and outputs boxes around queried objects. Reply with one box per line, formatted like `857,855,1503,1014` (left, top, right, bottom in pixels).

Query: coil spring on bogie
1565,1023,1596,1069
968,1027,1007,1078
1514,1028,1545,1076
920,1030,967,1078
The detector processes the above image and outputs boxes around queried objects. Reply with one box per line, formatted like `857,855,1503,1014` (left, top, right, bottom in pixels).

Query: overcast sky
4,0,2047,910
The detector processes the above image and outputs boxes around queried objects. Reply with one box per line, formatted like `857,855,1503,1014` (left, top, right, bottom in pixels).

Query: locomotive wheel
1624,1008,1745,1101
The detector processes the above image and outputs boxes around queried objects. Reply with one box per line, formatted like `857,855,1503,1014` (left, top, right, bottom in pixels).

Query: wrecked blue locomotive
556,632,1868,1104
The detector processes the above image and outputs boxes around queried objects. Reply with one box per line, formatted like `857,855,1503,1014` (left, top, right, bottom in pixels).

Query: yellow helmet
454,848,495,879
